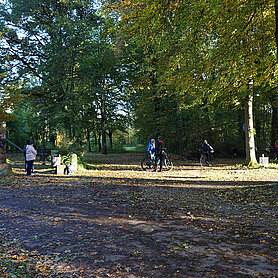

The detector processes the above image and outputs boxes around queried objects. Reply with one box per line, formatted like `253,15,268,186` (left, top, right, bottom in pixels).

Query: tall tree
1,0,131,152
106,0,276,163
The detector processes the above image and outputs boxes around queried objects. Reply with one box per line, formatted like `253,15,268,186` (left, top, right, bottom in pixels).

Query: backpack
23,145,27,157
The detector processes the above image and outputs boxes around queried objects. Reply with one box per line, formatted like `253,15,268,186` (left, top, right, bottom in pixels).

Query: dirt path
0,155,277,277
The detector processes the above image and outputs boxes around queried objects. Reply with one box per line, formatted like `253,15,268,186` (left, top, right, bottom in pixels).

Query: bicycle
262,148,278,161
141,152,173,171
200,152,213,167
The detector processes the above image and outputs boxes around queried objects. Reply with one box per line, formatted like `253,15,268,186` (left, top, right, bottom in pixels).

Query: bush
58,139,83,156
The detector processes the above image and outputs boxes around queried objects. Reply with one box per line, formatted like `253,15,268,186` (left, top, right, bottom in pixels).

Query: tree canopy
0,0,277,161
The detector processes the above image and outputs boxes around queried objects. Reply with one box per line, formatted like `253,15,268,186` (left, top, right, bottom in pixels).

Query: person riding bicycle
202,139,214,166
263,141,272,156
146,139,156,166
155,136,166,172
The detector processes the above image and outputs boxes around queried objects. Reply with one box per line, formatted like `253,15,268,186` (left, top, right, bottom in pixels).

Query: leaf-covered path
0,154,277,277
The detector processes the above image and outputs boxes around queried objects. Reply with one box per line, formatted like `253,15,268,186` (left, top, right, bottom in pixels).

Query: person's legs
26,161,31,175
154,154,158,171
158,154,163,172
147,154,152,166
26,160,34,175
68,164,74,174
205,153,211,166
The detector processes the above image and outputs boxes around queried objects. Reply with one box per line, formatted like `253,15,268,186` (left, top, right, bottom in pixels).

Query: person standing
26,141,37,176
146,139,156,165
263,141,272,156
155,136,166,172
23,140,31,172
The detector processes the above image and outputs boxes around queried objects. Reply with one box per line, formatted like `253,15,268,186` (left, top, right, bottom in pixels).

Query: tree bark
0,123,7,177
42,134,46,163
97,133,101,153
271,105,277,146
178,105,183,156
244,88,258,166
274,0,278,147
94,132,98,151
275,0,278,60
101,91,107,154
0,140,6,163
107,130,113,148
86,128,92,152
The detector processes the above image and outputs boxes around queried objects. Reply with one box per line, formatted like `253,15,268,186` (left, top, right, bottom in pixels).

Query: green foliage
1,0,278,158
104,0,277,158
0,79,22,123
1,0,132,153
57,138,83,157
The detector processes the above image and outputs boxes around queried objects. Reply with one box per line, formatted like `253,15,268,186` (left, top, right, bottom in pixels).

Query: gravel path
0,157,277,277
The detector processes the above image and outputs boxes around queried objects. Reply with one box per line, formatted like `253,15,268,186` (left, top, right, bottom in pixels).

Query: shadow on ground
0,153,277,277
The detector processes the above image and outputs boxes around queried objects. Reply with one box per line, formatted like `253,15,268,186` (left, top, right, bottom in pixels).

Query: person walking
26,141,37,176
202,139,214,166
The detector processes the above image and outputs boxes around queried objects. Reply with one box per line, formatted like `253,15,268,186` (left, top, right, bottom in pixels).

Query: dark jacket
202,142,213,154
155,140,165,155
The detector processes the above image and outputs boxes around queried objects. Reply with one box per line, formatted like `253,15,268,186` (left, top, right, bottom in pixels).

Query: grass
123,146,137,151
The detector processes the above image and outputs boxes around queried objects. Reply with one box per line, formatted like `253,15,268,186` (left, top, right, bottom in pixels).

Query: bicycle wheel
163,156,173,171
141,157,155,171
200,155,206,167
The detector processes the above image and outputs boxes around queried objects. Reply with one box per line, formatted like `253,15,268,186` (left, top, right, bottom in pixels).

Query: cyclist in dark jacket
155,136,166,172
202,140,214,166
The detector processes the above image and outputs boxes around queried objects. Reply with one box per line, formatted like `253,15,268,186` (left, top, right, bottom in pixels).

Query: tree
0,79,22,123
0,0,100,139
1,0,131,153
106,0,276,163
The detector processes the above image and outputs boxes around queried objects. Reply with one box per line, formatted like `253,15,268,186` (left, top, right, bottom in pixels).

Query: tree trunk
0,124,7,177
94,132,98,151
97,132,101,153
42,135,46,163
101,91,107,154
72,126,76,140
178,105,183,156
274,0,278,147
271,105,277,146
238,109,245,152
0,140,6,164
86,128,92,152
275,0,278,60
108,130,113,148
50,132,57,147
101,124,107,154
244,88,258,166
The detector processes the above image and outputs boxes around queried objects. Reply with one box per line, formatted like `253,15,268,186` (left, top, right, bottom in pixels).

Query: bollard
259,154,269,167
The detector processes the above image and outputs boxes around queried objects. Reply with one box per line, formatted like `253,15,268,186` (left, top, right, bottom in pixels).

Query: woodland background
1,0,278,163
